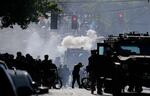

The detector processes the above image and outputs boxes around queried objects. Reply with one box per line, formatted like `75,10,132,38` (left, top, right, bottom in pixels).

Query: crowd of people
0,50,143,95
0,52,71,88
0,52,41,82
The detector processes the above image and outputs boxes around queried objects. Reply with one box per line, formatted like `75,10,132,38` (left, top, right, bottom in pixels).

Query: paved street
38,87,150,96
38,88,112,96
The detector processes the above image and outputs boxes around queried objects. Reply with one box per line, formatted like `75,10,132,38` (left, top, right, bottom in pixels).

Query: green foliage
0,0,61,29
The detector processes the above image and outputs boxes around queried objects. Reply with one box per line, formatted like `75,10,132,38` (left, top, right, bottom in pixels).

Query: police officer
88,50,104,95
127,58,143,93
72,62,83,88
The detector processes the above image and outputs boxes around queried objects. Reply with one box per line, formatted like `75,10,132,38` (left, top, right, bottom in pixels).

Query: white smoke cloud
24,25,64,59
61,29,101,50
0,24,63,59
0,24,104,61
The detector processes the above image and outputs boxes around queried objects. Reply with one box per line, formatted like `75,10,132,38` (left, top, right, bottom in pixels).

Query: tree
0,0,61,29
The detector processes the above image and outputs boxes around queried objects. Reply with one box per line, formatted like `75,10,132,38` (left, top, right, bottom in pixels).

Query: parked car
8,69,36,96
0,61,17,96
0,60,38,96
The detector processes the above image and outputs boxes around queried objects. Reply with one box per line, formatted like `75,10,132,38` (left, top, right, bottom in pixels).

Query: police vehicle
97,32,150,95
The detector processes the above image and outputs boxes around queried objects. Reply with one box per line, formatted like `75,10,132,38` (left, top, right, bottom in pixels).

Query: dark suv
97,32,150,95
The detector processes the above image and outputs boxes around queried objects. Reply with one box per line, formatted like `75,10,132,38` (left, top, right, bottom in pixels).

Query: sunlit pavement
38,87,96,96
38,87,113,96
38,87,150,96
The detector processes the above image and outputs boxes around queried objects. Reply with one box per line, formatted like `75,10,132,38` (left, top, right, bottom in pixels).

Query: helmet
78,62,83,67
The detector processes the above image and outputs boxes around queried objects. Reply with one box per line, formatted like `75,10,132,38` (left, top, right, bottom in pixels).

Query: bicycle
43,69,63,89
81,69,91,90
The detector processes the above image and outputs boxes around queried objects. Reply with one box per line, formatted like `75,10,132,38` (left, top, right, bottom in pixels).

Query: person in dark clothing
41,55,51,86
41,55,57,87
58,65,70,87
5,54,15,69
127,58,143,93
15,52,25,70
25,54,36,81
88,50,104,95
49,59,57,78
48,59,57,88
72,62,83,88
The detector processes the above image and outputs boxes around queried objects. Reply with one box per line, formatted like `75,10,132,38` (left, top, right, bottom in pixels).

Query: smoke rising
0,23,101,60
61,29,100,50
0,24,62,59
1,0,148,60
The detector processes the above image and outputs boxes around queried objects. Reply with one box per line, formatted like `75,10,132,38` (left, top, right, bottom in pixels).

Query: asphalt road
38,87,150,96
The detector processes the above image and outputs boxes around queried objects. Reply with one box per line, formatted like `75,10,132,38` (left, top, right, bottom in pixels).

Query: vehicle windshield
121,46,140,54
117,44,150,55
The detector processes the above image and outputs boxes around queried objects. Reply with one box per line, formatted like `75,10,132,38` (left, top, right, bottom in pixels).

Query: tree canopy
0,0,61,29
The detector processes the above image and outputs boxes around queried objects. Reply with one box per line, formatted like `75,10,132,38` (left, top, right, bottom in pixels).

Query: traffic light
51,12,58,29
71,15,78,29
